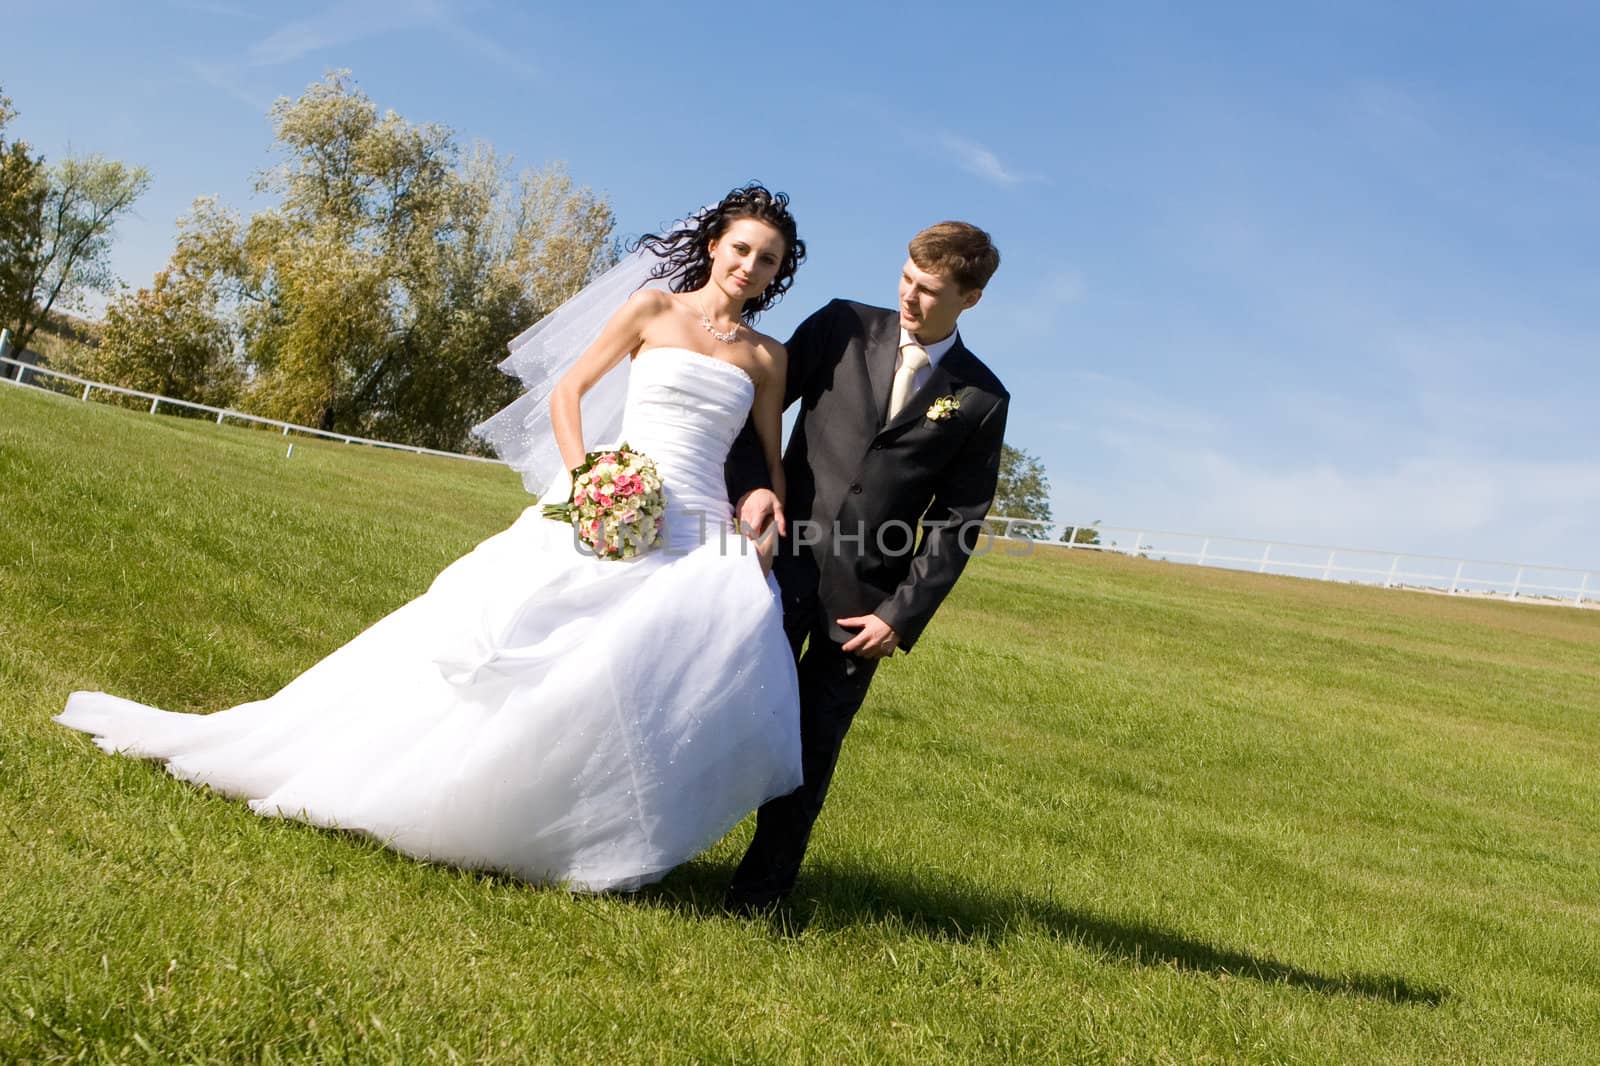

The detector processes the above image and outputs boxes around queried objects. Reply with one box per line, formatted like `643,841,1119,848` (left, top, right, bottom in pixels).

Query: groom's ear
960,287,984,312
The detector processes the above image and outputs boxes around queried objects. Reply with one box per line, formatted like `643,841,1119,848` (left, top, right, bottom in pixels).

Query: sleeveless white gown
56,348,803,891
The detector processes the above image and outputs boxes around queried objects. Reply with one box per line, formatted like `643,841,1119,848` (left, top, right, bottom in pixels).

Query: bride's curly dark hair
632,182,806,323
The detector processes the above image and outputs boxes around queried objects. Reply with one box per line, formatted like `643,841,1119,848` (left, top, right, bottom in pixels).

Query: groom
723,221,1009,911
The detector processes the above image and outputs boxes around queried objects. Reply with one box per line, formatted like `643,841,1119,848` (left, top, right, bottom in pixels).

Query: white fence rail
984,518,1597,609
7,353,1593,609
0,354,499,464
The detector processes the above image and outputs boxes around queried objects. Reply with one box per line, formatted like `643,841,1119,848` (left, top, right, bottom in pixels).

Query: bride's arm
549,290,667,471
750,343,788,560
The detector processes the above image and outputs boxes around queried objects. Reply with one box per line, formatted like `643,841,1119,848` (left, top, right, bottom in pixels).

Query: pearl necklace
699,305,740,344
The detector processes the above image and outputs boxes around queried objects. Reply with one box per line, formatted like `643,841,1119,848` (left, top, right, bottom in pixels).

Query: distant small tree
1061,521,1102,546
994,444,1053,524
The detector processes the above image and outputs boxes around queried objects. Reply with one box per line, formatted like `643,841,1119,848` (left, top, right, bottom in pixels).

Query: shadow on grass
639,860,1446,1007
66,749,1442,1010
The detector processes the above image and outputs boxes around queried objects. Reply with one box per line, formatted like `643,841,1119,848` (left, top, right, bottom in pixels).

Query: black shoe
722,890,782,918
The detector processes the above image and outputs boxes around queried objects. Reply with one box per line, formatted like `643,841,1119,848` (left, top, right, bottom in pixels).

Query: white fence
7,353,1593,609
0,354,498,464
983,518,1597,609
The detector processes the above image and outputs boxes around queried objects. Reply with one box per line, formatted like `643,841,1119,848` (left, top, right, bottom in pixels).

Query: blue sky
9,1,1599,568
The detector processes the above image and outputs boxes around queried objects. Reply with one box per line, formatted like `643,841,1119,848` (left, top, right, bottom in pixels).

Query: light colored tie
888,342,930,420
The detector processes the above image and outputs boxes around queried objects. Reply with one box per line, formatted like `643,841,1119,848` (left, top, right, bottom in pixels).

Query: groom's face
898,258,983,344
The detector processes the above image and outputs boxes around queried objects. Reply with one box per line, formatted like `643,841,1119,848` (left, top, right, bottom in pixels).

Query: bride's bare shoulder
626,288,676,316
747,332,787,386
609,289,677,340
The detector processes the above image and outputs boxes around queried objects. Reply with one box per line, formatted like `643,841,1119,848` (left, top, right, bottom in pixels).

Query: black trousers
726,568,879,906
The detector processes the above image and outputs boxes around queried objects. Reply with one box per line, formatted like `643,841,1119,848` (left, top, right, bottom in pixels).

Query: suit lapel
863,310,900,429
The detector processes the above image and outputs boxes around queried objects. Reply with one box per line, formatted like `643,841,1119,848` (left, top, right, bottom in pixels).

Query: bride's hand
539,469,575,506
737,488,786,541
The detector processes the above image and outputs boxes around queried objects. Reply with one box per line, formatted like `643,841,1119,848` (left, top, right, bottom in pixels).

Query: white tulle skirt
57,506,803,891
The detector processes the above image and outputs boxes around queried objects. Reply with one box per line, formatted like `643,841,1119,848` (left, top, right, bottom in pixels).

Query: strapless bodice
616,348,754,547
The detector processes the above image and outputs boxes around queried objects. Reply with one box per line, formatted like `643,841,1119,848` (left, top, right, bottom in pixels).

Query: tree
0,87,47,352
994,444,1053,523
3,149,149,357
164,71,616,450
87,268,242,407
990,445,1102,545
1060,521,1102,546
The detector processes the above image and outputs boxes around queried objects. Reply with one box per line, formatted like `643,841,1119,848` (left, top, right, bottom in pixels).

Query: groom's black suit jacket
726,300,1008,651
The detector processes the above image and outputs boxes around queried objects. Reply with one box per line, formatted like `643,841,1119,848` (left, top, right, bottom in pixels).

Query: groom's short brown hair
909,222,1000,292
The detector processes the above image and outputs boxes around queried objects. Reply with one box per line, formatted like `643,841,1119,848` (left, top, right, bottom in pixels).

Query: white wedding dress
57,348,803,891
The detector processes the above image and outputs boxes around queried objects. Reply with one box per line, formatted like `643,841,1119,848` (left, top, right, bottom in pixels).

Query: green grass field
3,381,1598,1064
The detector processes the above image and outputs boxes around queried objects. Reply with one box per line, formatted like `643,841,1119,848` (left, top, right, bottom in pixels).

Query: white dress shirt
897,327,959,397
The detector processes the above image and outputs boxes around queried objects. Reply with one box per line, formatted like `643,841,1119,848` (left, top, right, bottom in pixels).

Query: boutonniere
925,394,962,421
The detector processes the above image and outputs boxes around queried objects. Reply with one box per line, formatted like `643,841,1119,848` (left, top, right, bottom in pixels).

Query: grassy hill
5,309,103,371
3,381,1598,1064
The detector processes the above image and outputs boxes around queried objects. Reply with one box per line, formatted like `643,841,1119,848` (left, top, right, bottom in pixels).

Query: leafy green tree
994,444,1053,523
165,71,615,450
0,87,47,354
988,446,1103,545
88,268,242,407
3,144,149,357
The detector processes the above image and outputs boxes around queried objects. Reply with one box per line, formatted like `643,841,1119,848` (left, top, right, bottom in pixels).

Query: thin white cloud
1043,271,1085,305
1379,320,1600,450
193,0,533,112
188,59,271,112
1341,76,1600,229
436,18,537,79
245,0,441,67
1180,451,1600,567
1020,356,1600,567
937,132,1036,186
1071,372,1222,439
168,0,264,18
819,98,1043,188
995,270,1086,337
1055,416,1600,568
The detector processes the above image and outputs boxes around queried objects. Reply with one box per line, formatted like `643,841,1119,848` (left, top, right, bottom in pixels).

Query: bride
56,184,807,892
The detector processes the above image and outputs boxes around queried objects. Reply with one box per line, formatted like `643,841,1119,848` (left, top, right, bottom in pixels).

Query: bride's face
707,217,786,305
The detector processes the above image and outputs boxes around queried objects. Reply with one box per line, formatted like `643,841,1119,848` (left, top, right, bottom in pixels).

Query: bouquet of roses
541,444,667,559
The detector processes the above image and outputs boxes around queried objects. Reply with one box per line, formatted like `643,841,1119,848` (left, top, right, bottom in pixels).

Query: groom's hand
837,614,900,659
737,488,787,540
